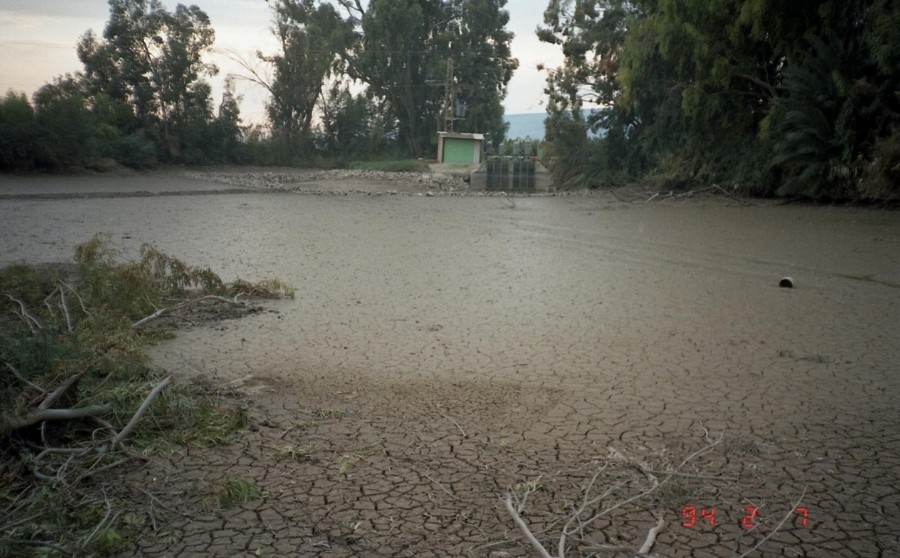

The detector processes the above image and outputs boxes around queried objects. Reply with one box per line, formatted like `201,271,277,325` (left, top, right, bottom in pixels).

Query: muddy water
2,178,898,556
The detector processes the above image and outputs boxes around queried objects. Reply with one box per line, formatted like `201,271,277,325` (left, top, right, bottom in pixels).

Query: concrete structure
469,159,553,193
437,132,485,164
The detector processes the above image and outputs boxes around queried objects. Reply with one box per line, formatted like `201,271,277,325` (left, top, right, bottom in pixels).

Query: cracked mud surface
1,171,898,556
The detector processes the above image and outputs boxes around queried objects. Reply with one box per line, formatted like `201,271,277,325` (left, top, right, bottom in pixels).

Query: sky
0,0,564,124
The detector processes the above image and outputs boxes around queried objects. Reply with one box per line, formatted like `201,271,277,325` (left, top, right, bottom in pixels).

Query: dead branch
132,295,243,328
504,494,554,558
710,184,753,206
610,184,753,206
6,361,46,395
79,489,118,552
108,375,172,451
0,539,72,556
637,515,665,554
2,405,112,437
3,293,42,332
58,287,73,331
39,372,84,410
439,412,467,438
508,437,724,558
219,49,275,96
735,486,808,558
43,286,59,316
75,452,132,484
59,281,90,317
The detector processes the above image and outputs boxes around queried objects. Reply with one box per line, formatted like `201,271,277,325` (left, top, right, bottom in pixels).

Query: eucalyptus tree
537,0,899,198
77,0,218,158
349,0,517,156
264,0,353,155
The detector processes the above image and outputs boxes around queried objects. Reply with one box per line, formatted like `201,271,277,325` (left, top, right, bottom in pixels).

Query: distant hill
504,109,601,141
504,113,546,141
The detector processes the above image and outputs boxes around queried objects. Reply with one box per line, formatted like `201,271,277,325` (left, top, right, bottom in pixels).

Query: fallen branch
132,295,243,328
507,436,724,558
58,287,74,332
39,373,84,410
735,486,807,558
108,375,172,451
6,362,46,395
2,405,112,437
3,293,42,332
637,515,665,554
59,281,90,317
504,494,553,558
0,539,72,556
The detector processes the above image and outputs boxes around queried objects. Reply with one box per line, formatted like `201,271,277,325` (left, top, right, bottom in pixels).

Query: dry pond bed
1,169,897,556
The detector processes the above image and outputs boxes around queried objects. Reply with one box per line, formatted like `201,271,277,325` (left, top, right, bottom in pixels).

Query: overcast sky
0,0,564,123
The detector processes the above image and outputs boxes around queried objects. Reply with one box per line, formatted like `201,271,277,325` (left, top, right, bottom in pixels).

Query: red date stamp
680,505,809,529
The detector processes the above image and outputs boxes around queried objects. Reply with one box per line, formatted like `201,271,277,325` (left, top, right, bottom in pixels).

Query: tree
446,0,518,144
537,0,899,198
32,76,98,167
77,0,219,159
351,0,517,157
537,1,641,187
353,0,436,156
264,0,352,157
317,82,371,156
0,91,38,170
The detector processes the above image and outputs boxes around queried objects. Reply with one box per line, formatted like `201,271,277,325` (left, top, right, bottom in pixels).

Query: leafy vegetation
0,236,292,555
539,0,899,200
215,477,264,509
348,159,431,173
1,0,518,170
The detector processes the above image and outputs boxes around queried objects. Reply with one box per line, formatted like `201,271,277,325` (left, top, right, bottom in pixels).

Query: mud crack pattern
1,181,897,557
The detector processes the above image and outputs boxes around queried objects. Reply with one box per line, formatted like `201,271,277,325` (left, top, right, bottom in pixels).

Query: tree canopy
348,0,518,156
539,0,900,199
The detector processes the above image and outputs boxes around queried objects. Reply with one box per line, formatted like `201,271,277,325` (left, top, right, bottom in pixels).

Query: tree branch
6,362,46,395
132,295,242,328
38,373,84,410
2,405,112,437
3,293,42,332
637,515,665,554
735,487,808,558
108,375,171,451
504,494,554,558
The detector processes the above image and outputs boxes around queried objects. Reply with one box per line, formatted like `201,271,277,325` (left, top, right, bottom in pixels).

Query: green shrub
348,159,430,173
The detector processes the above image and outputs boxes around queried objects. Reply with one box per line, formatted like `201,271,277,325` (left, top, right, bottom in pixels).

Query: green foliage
538,0,900,199
73,234,293,323
317,82,393,157
31,76,99,168
0,236,293,555
0,1,247,171
215,477,264,509
348,159,430,173
0,90,38,170
353,0,517,156
860,127,900,200
264,0,353,157
768,37,850,198
77,0,219,161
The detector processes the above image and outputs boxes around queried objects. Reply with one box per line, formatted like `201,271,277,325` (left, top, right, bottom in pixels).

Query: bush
0,235,292,555
348,159,429,173
859,128,900,200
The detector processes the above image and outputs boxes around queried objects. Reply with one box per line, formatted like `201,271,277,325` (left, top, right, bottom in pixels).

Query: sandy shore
1,170,898,556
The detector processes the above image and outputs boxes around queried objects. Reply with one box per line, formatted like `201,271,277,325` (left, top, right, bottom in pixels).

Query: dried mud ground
1,170,899,557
